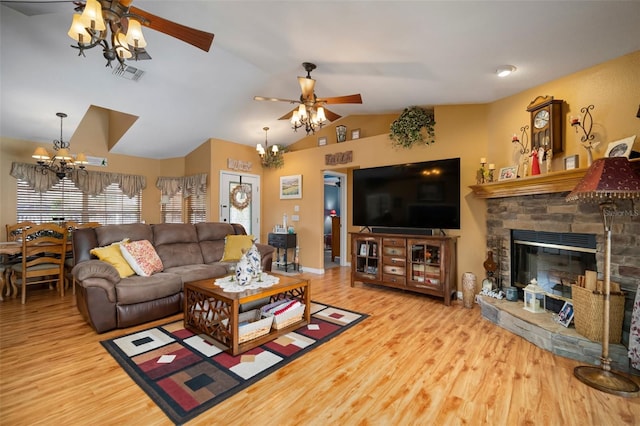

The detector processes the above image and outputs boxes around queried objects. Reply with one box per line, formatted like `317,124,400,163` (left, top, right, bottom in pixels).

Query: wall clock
526,95,564,154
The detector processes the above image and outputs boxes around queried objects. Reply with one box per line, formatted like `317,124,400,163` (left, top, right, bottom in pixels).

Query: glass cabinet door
407,239,442,289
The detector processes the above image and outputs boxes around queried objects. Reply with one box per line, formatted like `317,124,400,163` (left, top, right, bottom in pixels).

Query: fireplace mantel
469,168,588,199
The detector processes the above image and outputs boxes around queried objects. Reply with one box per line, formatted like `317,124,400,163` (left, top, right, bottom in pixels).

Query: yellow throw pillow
221,234,255,261
90,242,135,278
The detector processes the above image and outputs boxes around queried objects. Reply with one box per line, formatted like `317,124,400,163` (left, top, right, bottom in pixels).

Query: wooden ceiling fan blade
254,96,299,104
129,6,214,52
322,108,342,122
318,94,363,104
298,77,316,99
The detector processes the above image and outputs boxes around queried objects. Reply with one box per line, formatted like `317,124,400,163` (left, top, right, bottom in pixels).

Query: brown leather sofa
72,222,275,333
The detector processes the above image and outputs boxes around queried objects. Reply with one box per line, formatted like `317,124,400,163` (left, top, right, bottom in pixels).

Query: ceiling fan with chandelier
68,0,214,68
3,0,215,68
254,62,362,135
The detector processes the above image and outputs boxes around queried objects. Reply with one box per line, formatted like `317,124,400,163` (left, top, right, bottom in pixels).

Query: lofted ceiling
1,1,639,160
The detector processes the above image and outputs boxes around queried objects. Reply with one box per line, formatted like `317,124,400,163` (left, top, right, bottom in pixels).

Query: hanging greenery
389,106,436,148
260,144,286,169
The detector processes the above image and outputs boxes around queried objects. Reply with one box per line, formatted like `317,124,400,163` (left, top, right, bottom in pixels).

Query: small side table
268,233,297,272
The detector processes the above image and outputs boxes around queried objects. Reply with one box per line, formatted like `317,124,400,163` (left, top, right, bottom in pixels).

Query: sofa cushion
120,240,164,277
115,273,183,305
96,223,153,247
221,234,255,261
153,223,204,268
90,242,135,278
163,263,230,283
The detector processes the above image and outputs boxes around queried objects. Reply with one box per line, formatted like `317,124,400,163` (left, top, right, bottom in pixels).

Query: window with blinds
161,191,183,223
16,178,141,224
189,194,206,223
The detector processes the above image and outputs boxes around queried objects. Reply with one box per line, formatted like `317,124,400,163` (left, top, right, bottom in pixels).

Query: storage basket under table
572,284,625,344
261,299,306,330
224,309,273,343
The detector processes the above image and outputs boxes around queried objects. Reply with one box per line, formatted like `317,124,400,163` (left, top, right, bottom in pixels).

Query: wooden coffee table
184,274,310,355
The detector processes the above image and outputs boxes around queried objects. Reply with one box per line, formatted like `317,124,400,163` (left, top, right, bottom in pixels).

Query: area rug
101,302,367,425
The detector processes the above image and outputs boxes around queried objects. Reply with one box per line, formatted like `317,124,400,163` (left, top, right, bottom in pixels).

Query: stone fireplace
481,186,640,348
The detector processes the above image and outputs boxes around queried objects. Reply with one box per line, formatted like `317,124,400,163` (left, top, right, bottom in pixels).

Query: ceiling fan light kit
255,62,363,136
66,0,214,69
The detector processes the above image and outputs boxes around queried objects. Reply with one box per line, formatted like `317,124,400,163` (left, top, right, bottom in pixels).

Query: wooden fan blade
254,96,300,104
129,6,214,52
322,108,342,122
298,77,316,99
318,94,363,104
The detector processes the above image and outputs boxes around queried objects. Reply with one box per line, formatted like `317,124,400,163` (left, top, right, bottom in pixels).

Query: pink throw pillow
120,240,164,277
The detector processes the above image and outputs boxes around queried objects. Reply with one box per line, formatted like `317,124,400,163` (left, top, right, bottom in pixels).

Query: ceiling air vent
112,65,145,82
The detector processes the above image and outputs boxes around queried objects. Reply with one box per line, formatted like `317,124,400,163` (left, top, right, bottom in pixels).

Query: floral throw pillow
120,240,164,277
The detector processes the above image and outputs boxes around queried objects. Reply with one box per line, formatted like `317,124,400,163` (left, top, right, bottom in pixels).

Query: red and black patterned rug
101,302,367,425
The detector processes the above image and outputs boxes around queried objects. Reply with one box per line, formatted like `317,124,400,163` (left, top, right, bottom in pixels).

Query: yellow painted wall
288,113,400,151
488,51,640,171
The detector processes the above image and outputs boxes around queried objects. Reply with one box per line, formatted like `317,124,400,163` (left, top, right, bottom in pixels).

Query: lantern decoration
523,278,545,313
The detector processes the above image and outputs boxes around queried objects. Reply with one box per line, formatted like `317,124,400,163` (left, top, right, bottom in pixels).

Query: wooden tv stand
350,232,457,305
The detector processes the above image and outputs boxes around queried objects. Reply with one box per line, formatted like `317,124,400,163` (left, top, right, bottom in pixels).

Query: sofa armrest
255,243,275,272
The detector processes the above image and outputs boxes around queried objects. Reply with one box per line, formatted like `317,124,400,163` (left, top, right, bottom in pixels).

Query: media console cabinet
350,232,458,305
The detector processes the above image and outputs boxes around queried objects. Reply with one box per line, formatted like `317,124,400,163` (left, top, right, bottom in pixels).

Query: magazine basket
260,299,305,330
572,285,625,344
230,309,273,343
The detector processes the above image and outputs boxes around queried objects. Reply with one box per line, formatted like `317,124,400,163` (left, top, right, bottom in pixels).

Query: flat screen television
352,158,461,232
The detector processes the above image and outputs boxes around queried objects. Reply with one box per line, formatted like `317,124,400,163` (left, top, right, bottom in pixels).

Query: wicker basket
233,310,273,343
271,304,305,330
261,300,305,330
572,284,625,344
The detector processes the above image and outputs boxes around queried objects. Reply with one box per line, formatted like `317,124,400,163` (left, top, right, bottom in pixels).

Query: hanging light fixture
290,103,327,135
33,113,88,179
256,127,284,168
67,0,148,68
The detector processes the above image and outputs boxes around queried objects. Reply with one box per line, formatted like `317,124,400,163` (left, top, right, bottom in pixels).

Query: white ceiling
1,1,639,159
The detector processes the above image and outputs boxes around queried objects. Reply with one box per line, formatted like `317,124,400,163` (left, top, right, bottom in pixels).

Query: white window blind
161,191,183,223
189,194,206,224
16,178,141,224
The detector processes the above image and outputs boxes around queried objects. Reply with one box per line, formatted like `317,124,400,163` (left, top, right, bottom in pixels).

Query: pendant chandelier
67,0,147,68
256,127,284,168
32,113,88,179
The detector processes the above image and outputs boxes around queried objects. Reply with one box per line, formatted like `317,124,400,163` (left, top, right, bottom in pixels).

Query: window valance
10,162,146,198
156,173,208,199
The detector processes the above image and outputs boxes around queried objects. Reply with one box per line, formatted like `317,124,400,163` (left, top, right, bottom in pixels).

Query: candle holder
571,104,599,166
512,125,530,155
477,160,487,184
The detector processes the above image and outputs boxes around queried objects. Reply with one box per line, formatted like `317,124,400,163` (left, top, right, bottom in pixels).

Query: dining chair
3,221,36,297
10,223,68,304
65,221,101,295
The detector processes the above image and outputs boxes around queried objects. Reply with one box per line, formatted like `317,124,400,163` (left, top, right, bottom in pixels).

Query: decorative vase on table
462,272,477,308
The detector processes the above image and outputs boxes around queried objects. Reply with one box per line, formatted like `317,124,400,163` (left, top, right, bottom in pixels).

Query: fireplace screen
511,230,597,296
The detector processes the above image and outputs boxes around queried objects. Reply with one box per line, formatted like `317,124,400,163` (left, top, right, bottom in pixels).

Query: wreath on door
230,184,251,210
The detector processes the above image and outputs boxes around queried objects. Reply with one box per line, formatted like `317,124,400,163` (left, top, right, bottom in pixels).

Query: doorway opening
323,171,347,269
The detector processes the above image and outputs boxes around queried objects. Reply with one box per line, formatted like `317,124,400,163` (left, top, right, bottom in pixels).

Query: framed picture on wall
279,175,302,199
318,136,327,146
351,129,360,140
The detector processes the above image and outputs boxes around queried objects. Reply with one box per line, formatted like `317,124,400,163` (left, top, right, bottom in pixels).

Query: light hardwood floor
1,267,639,425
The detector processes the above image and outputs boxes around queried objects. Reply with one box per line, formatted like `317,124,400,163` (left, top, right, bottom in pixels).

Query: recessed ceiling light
496,65,517,78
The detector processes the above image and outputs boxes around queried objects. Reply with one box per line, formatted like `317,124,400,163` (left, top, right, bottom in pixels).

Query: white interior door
220,172,261,241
